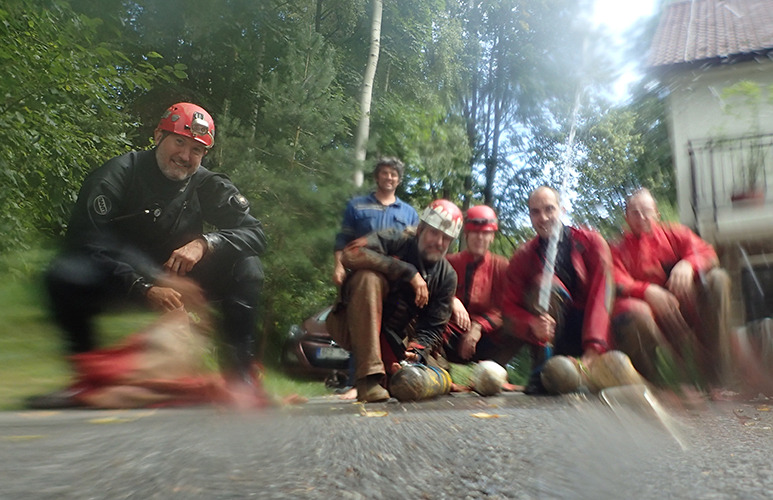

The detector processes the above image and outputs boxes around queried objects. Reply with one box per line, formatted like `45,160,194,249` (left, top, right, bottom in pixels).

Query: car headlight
287,324,304,340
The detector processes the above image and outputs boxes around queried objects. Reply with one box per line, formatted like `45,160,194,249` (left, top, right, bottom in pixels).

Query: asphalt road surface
1,391,772,499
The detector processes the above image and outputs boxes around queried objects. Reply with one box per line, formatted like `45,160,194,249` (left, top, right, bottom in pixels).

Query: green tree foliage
455,0,614,219
0,0,175,250
571,83,674,239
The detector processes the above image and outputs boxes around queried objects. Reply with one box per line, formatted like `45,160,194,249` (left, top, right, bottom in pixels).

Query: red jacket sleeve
502,240,542,345
611,241,650,300
665,223,718,274
574,228,614,354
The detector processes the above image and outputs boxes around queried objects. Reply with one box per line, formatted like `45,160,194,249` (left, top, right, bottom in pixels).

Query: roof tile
648,0,773,67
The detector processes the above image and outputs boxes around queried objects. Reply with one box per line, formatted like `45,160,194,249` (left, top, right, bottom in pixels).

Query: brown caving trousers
326,270,391,382
611,267,732,386
611,297,675,384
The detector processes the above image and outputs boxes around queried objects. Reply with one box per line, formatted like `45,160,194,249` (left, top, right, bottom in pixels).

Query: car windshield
317,306,332,322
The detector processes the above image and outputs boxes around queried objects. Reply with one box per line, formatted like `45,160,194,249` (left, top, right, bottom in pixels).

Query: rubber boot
356,374,390,403
220,300,258,383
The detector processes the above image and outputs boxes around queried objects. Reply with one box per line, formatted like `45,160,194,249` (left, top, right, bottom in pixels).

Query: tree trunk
353,0,383,187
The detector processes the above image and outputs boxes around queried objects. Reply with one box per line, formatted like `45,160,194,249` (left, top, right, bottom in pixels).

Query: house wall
662,58,773,326
663,58,773,227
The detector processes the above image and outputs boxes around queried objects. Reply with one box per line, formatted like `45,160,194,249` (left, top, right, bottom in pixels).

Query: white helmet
419,199,463,239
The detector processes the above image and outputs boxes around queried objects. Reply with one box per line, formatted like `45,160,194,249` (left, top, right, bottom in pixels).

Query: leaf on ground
2,435,46,441
360,410,388,417
88,411,156,424
471,412,501,419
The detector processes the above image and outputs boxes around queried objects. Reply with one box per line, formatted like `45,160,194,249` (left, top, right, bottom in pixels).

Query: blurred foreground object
599,384,688,451
27,309,270,409
729,320,773,397
389,363,452,402
471,360,507,396
539,351,644,395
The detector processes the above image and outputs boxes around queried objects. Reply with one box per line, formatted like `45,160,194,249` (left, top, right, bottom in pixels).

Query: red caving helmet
156,102,215,148
464,205,498,232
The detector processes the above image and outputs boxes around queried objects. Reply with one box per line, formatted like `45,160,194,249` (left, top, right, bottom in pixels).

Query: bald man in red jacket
610,188,731,386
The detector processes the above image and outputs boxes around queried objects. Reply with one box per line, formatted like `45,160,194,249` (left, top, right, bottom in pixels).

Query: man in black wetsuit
35,102,266,408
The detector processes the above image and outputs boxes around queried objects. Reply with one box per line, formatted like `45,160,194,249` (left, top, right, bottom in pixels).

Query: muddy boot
356,374,390,403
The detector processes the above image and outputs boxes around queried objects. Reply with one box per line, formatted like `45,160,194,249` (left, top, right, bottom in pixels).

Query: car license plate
317,347,349,360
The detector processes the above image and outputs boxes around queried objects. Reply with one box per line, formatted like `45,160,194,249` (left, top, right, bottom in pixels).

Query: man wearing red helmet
443,205,512,365
38,102,267,408
326,199,462,402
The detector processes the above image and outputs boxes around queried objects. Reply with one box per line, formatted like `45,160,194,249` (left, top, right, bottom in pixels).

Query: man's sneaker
25,387,86,409
356,375,390,403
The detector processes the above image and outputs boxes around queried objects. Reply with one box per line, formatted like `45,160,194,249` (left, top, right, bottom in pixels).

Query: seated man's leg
611,297,673,385
474,330,524,367
698,267,732,385
45,252,123,354
191,254,263,380
326,269,390,402
501,283,574,394
441,322,469,364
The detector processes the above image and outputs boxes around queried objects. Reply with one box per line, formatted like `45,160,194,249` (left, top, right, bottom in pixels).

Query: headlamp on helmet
156,102,215,148
464,205,498,232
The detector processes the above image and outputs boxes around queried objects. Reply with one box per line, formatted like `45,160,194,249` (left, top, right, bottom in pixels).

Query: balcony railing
688,133,773,225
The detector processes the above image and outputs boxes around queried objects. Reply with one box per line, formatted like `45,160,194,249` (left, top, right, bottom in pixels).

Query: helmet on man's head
419,199,463,239
464,205,498,232
156,102,215,148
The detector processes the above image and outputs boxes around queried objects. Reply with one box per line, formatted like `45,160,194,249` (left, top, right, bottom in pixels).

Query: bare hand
146,286,185,312
164,238,207,276
404,350,420,363
409,273,429,308
644,284,692,337
580,348,600,369
451,297,471,331
459,323,482,360
666,260,694,296
405,342,425,363
148,274,207,314
332,262,346,287
530,312,555,345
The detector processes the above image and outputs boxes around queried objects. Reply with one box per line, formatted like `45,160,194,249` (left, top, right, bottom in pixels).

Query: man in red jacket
610,188,731,386
444,205,512,365
502,186,615,394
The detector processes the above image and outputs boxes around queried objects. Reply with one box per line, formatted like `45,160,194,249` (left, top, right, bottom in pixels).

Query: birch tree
353,0,382,186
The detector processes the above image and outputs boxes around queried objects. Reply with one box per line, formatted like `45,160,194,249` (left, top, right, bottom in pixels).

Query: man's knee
346,269,388,291
704,267,730,301
611,299,660,349
200,254,263,306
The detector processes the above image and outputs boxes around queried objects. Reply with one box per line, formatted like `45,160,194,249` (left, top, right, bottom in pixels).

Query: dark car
281,306,351,387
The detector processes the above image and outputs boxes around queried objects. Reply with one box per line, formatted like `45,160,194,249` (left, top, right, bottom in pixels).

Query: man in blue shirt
332,157,419,399
332,157,419,285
